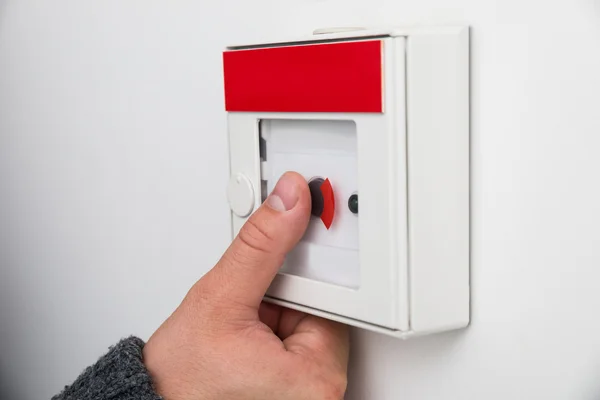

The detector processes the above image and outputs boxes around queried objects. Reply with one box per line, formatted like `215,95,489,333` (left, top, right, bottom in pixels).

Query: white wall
1,1,600,399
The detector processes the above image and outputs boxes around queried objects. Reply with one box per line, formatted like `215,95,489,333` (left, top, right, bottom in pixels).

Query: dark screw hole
348,193,358,214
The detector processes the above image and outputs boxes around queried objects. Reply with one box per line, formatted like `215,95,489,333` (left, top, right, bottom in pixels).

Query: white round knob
227,173,255,217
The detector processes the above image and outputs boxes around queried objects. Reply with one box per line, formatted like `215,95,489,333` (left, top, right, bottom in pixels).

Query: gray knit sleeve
52,336,162,400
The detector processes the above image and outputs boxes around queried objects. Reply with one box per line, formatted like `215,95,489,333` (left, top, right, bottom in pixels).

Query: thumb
204,172,311,309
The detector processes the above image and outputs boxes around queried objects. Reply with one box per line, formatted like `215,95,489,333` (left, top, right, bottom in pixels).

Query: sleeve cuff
52,336,162,400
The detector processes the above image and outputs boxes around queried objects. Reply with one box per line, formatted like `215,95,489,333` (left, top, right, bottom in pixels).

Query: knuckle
237,217,276,255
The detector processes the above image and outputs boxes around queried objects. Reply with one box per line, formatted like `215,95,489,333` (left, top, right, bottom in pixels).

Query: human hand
143,172,350,400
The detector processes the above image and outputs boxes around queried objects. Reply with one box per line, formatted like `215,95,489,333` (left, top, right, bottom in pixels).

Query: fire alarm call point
223,26,470,338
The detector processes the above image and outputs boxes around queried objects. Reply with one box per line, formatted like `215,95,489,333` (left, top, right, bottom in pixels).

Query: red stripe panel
223,40,383,113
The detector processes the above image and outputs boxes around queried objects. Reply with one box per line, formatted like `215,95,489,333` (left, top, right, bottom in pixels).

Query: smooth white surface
2,1,600,400
313,27,367,35
406,28,470,332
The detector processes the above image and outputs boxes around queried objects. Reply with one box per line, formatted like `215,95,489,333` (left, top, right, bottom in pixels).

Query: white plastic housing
225,26,470,338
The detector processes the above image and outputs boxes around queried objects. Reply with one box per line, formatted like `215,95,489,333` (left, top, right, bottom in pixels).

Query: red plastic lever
320,178,335,230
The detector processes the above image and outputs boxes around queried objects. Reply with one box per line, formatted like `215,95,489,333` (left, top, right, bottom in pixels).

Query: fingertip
258,171,311,251
265,172,311,213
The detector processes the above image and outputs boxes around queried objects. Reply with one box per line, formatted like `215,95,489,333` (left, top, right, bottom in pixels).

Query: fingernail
266,173,300,212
